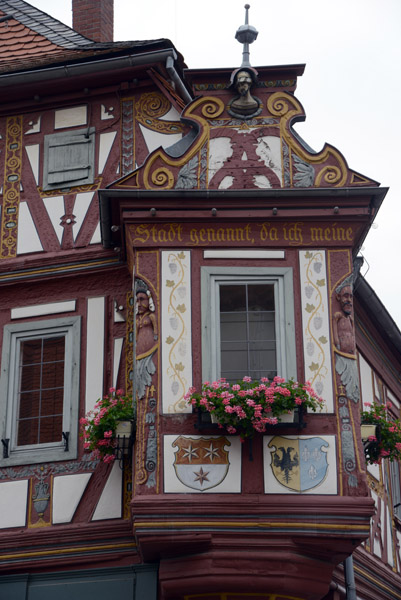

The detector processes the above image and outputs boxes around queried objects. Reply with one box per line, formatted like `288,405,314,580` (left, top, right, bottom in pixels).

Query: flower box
189,375,322,439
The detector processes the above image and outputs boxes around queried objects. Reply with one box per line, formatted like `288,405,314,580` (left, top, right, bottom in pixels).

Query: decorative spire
235,4,259,67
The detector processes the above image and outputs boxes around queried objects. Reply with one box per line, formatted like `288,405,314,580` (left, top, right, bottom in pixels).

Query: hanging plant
185,376,324,440
361,402,401,464
80,388,135,463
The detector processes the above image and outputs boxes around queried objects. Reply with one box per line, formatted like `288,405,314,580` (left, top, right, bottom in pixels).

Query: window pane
19,391,40,420
39,415,63,444
220,285,246,312
42,360,64,390
248,284,275,311
219,282,277,381
248,312,275,340
21,338,42,365
17,335,65,447
41,388,64,417
20,363,41,392
42,337,65,362
18,418,39,446
220,312,247,341
221,341,247,373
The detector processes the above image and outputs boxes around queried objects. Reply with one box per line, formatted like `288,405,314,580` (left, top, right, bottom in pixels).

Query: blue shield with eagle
268,436,329,492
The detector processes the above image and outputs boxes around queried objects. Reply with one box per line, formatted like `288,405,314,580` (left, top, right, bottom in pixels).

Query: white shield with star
164,435,241,493
172,436,231,491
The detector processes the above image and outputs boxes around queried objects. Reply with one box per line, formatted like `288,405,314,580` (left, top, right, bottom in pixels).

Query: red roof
0,13,63,61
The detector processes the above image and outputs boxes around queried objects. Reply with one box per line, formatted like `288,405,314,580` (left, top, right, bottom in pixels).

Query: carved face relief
336,285,353,316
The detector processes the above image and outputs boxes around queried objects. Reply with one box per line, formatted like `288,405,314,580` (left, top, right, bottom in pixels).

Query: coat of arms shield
172,436,231,491
268,436,329,492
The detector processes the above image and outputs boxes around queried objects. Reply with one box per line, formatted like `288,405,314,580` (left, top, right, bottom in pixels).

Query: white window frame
0,317,80,466
390,460,401,522
201,266,296,383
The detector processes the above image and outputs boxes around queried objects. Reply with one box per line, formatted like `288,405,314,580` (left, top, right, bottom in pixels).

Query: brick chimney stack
72,0,114,42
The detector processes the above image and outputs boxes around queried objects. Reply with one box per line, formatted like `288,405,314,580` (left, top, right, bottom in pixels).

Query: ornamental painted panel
299,250,333,412
263,435,337,494
161,250,192,413
164,435,241,493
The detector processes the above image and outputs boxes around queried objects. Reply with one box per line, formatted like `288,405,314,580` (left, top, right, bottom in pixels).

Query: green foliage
361,402,401,464
80,389,135,463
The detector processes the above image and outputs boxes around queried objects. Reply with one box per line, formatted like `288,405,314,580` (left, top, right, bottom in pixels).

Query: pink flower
261,377,269,383
295,397,303,405
116,389,124,395
368,435,377,442
109,387,116,393
232,384,240,391
84,441,91,449
104,430,113,438
363,402,372,407
380,449,390,457
79,417,88,425
395,443,401,451
103,454,116,463
226,426,237,434
243,376,252,382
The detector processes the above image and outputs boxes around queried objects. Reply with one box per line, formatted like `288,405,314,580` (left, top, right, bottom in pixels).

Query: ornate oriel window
201,266,296,383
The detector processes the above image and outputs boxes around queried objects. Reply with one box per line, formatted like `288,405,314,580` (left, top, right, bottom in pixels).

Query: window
201,267,296,383
43,127,95,190
390,461,401,521
0,317,80,466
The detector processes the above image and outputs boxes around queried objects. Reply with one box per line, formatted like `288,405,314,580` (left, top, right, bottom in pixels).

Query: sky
29,0,401,328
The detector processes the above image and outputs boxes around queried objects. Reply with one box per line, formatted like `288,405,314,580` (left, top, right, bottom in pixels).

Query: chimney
72,0,114,42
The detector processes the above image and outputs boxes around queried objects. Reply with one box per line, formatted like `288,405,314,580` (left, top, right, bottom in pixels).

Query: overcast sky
29,0,401,328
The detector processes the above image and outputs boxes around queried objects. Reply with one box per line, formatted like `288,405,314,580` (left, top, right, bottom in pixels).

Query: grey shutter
43,127,95,190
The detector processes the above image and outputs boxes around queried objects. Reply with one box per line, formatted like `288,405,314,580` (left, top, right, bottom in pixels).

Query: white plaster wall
255,135,282,185
11,300,76,320
25,144,40,184
0,480,28,528
54,105,87,129
139,124,182,154
299,250,333,412
113,337,124,388
17,201,43,254
359,353,374,406
72,192,94,241
98,131,117,173
208,137,233,184
52,473,91,524
161,250,192,413
43,195,64,245
92,462,122,520
85,297,105,413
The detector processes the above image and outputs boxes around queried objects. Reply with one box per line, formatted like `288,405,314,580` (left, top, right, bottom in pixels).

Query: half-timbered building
0,2,400,599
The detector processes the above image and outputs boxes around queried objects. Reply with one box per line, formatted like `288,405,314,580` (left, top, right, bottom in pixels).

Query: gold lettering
217,228,225,242
199,228,206,242
346,227,353,241
190,228,199,245
270,227,278,241
288,222,303,245
132,224,149,244
207,228,215,242
236,227,245,241
311,227,324,242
